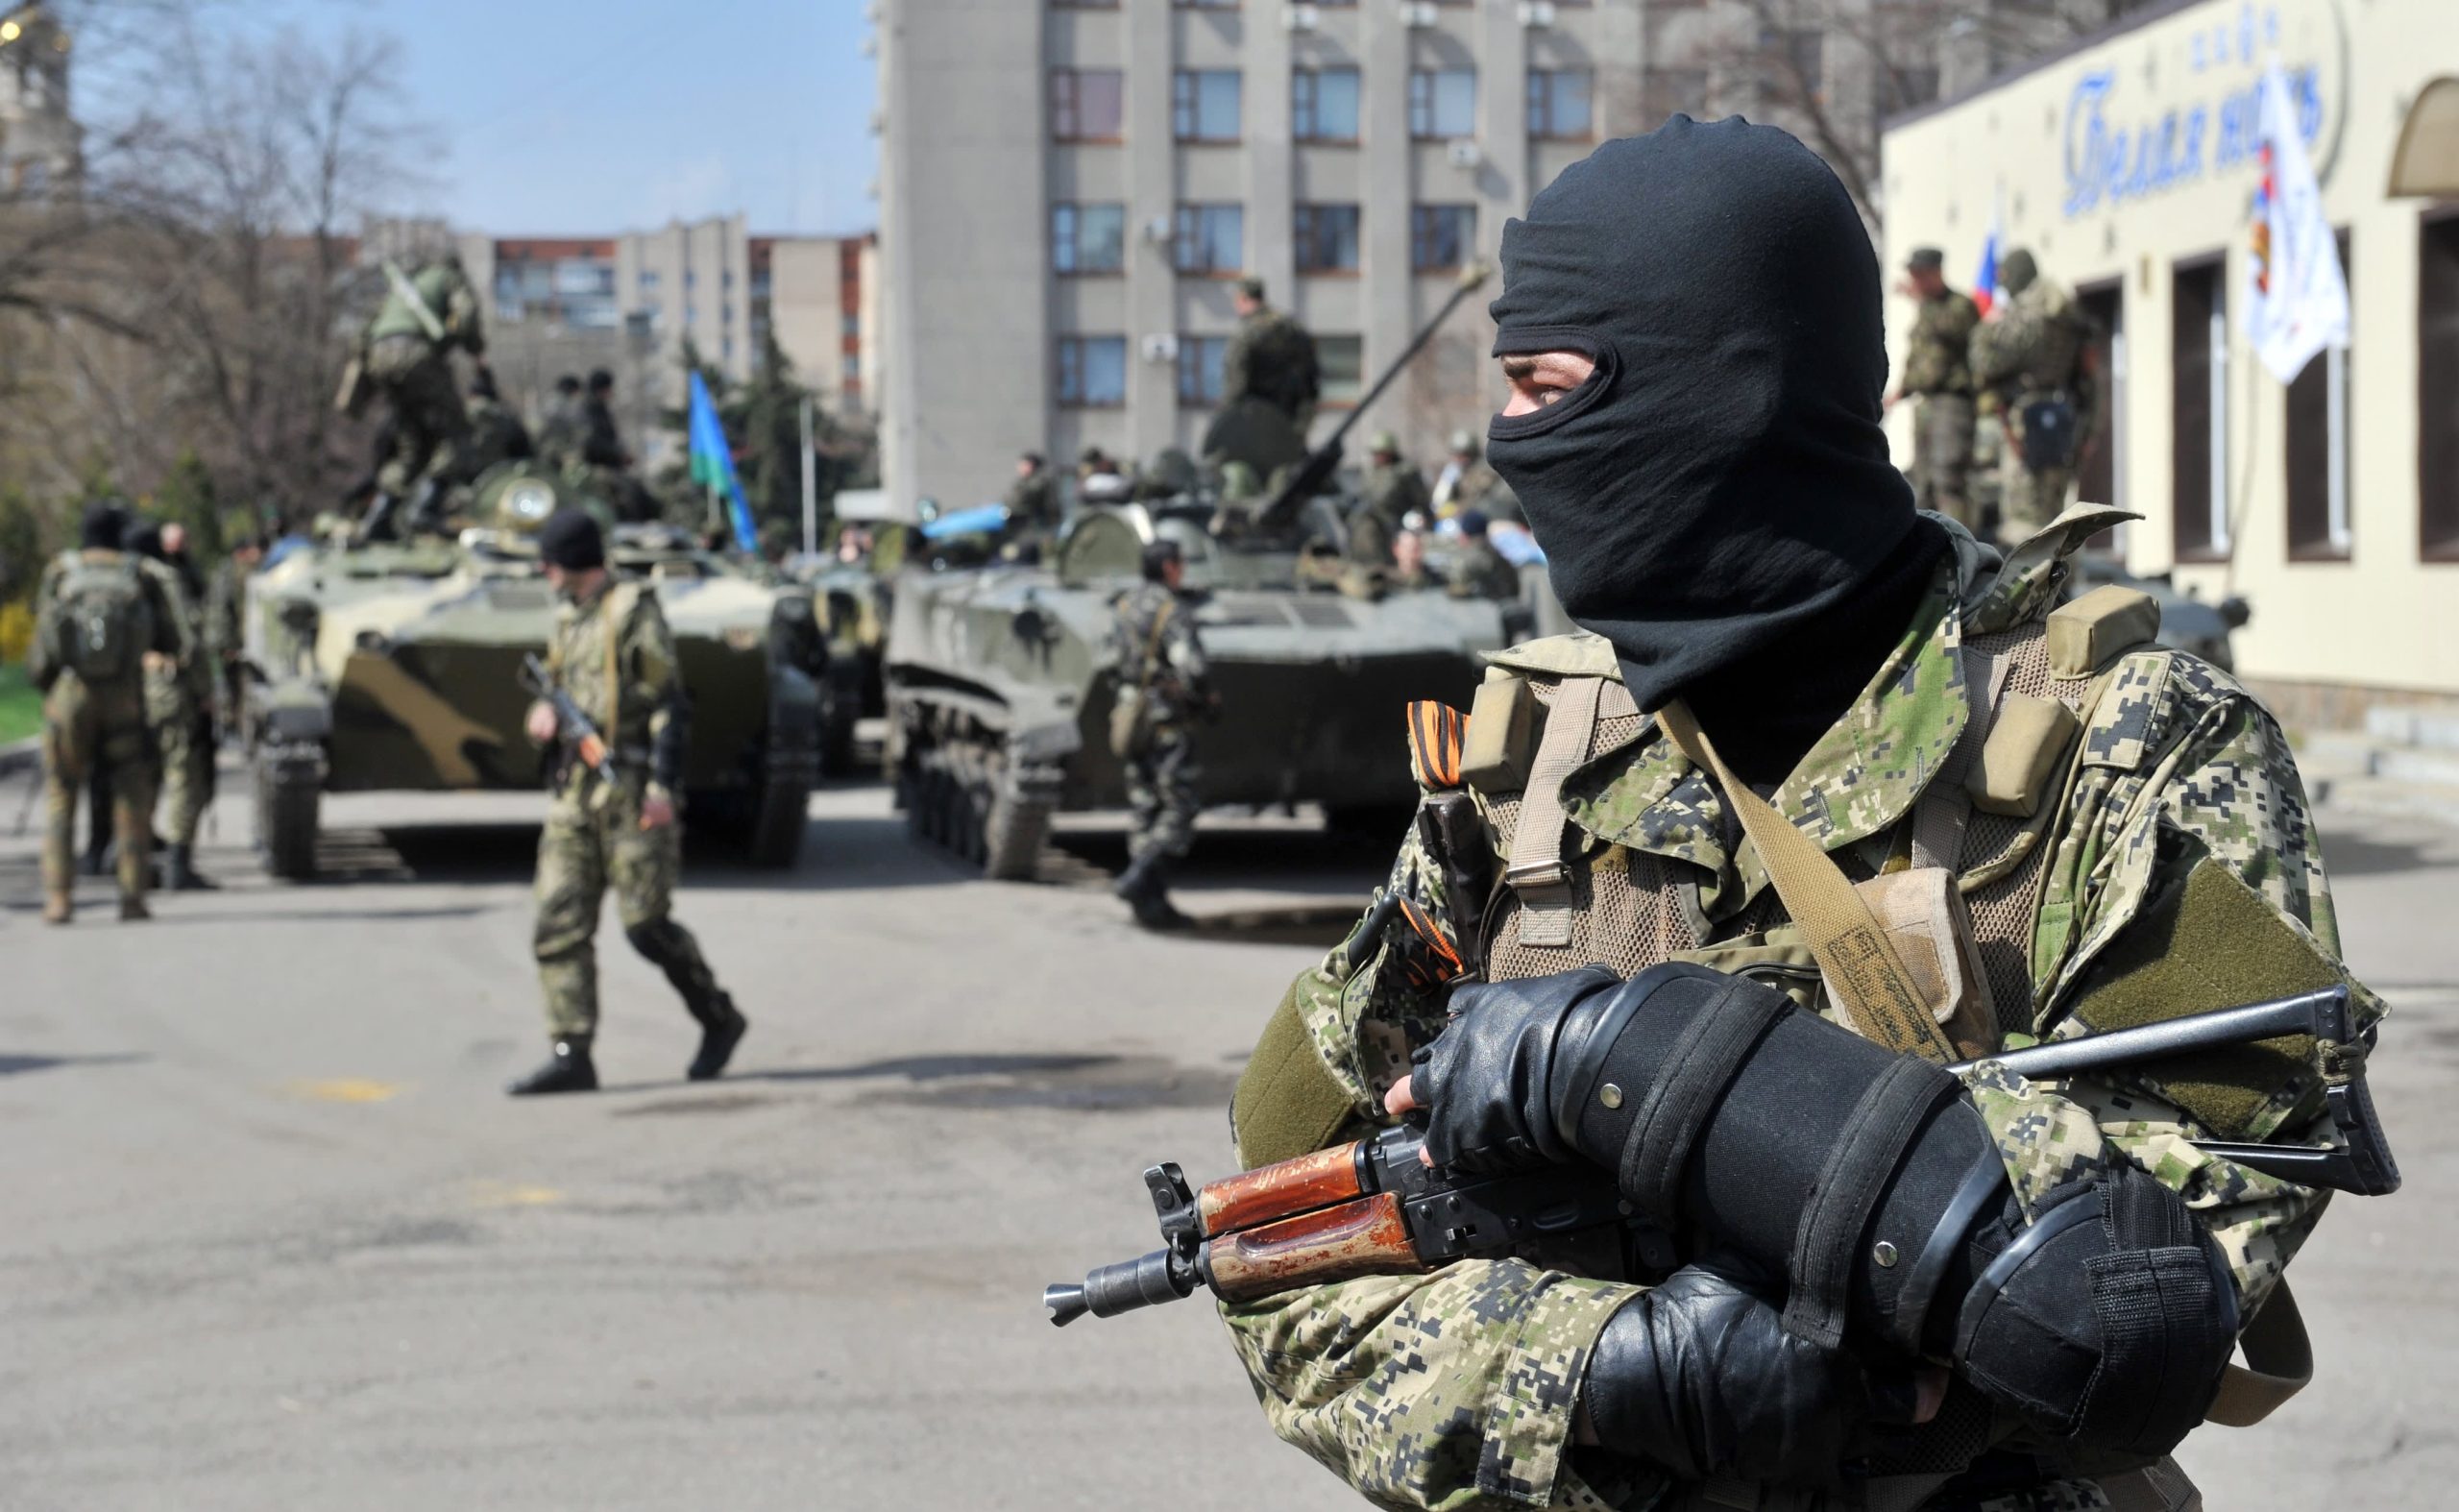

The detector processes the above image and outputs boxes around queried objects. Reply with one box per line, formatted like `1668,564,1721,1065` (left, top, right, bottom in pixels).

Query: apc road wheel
256,748,322,881
980,753,1057,884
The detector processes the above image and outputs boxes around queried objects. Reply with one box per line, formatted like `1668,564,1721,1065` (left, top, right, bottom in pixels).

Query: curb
0,736,37,778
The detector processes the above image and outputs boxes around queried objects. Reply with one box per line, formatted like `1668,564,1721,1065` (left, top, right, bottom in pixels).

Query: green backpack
45,552,153,685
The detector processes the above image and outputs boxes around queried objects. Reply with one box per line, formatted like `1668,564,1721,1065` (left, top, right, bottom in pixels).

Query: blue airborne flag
687,370,758,552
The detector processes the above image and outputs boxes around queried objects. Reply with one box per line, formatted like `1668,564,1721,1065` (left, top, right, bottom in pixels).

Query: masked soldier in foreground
1108,540,1213,930
1220,118,2366,1511
1970,250,2095,545
510,509,747,1095
29,501,192,923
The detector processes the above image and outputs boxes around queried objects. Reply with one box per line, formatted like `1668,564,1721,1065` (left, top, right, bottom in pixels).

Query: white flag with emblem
2244,58,2349,384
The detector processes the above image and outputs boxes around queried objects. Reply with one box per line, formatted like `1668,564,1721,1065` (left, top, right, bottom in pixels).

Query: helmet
1448,428,1480,458
1369,430,1400,455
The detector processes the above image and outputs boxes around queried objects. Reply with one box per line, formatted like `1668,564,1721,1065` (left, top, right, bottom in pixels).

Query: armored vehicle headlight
504,481,556,527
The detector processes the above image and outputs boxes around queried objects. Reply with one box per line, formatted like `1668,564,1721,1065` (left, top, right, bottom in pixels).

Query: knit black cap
1140,540,1182,582
79,500,128,550
538,508,605,570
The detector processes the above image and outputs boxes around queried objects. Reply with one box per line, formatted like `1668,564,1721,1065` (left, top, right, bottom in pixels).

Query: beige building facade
1882,0,2459,718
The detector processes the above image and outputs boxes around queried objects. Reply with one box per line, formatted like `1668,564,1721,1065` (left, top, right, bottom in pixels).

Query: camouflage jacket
1901,288,1980,398
1223,307,1322,420
543,579,688,796
205,558,249,668
1006,468,1062,532
1221,509,2366,1510
1970,281,2089,411
1108,580,1211,730
1447,540,1522,603
28,549,193,694
368,258,484,356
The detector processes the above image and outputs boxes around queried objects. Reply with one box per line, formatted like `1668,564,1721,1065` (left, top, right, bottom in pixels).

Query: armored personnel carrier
887,267,1517,880
244,463,822,877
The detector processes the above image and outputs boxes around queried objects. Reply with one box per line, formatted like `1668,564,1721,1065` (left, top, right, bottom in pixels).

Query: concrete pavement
0,759,2451,1508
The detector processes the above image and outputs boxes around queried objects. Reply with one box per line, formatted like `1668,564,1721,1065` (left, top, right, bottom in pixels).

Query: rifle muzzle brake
1044,1248,1195,1327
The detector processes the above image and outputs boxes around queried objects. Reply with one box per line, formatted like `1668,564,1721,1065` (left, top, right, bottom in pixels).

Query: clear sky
183,0,882,236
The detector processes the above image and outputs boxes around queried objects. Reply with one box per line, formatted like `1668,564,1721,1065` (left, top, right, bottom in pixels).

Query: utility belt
2009,389,2080,472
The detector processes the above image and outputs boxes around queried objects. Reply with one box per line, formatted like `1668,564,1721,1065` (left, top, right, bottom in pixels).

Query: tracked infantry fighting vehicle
888,266,1516,880
245,464,822,877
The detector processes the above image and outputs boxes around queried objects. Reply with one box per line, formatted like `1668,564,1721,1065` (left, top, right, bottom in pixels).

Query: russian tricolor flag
1972,206,2004,316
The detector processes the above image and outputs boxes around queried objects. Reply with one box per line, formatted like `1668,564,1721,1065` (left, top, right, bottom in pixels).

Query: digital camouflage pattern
29,549,191,907
532,579,723,1036
1900,287,1980,399
1221,509,2362,1508
1108,580,1212,864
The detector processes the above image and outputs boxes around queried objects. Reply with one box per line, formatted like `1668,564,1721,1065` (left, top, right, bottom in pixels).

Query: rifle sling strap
1505,673,1603,947
1657,700,1959,1062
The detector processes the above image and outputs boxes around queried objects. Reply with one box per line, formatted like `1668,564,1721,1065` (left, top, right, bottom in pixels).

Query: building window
1052,202,1128,275
842,314,861,336
2172,256,2230,560
1411,205,1474,273
1293,66,1361,143
1527,69,1593,140
1177,0,1237,7
1173,69,1241,143
2419,216,2459,559
1056,335,1129,407
1050,0,1118,8
1052,69,1126,142
1294,203,1361,273
1173,203,1245,276
1318,335,1363,405
1408,69,1476,140
1643,67,1709,125
638,270,661,292
844,354,861,380
2076,282,2126,527
1178,336,1229,405
2286,230,2353,560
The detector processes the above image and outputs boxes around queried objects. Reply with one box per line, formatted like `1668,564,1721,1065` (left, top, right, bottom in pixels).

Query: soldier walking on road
508,509,747,1096
1970,247,2096,543
1887,246,1981,530
137,522,217,890
29,501,191,923
1108,540,1213,931
1222,277,1321,434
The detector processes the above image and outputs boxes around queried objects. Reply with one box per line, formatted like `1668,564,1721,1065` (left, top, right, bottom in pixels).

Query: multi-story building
365,217,878,471
0,2,80,198
870,0,2142,516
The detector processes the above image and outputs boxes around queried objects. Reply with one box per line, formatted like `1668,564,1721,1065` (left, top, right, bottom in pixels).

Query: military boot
42,892,71,926
686,993,749,1083
162,843,219,891
80,837,111,878
1110,852,1157,908
119,894,150,922
506,1036,598,1096
1127,858,1194,932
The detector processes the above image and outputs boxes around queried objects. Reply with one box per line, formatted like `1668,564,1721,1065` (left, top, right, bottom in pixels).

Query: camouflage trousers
367,333,471,497
40,674,155,903
1912,393,1977,530
146,664,213,846
1125,731,1201,865
533,776,726,1039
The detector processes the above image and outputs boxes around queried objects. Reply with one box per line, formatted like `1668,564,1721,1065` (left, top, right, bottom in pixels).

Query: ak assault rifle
519,653,618,786
1044,987,2399,1327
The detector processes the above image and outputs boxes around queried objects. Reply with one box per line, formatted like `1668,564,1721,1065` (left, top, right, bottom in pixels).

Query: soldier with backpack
27,501,194,923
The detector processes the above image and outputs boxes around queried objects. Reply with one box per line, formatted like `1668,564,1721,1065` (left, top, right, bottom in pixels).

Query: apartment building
366,217,878,470
872,0,2130,515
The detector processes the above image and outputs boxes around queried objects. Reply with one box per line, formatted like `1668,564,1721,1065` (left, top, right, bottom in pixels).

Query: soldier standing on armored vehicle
536,373,586,471
1887,246,1981,531
1445,509,1521,602
30,502,191,923
1005,451,1061,538
508,509,749,1096
1970,248,2096,544
1348,430,1427,568
1223,276,1321,434
1429,427,1502,519
463,362,535,476
347,251,485,539
1107,540,1214,931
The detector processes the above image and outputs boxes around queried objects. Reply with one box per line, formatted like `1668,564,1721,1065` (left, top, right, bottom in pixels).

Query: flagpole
800,393,817,558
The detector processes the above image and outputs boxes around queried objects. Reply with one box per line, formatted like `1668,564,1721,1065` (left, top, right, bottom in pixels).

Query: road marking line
287,1078,404,1104
471,1181,563,1207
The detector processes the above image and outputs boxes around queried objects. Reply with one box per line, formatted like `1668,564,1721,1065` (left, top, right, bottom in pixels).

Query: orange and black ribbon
1406,700,1467,792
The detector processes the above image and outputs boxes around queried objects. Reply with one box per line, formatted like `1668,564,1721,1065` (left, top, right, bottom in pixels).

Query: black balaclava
1487,116,1941,780
127,522,165,561
80,501,128,551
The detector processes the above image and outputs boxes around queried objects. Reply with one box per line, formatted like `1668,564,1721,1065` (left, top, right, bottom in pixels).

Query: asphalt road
0,760,2451,1510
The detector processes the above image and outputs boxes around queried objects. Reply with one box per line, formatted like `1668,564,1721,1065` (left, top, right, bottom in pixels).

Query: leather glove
1412,966,1619,1174
1583,1254,1915,1489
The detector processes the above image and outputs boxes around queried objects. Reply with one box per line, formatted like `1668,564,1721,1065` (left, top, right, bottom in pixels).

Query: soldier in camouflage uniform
1887,247,1982,530
1005,451,1062,539
462,362,535,476
1432,428,1509,521
1970,250,2095,545
1223,277,1322,434
1108,539,1214,930
353,252,485,535
507,509,748,1096
1219,120,2365,1512
536,374,586,472
1446,510,1522,602
136,523,218,890
205,532,263,736
29,501,192,923
1349,431,1428,569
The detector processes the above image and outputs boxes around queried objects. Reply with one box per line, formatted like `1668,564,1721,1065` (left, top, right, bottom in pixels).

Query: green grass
0,664,40,745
